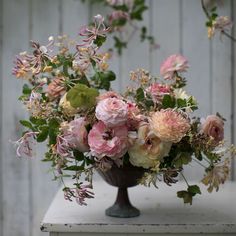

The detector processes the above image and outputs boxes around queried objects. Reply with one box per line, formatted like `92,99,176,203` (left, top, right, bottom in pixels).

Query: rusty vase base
97,164,145,218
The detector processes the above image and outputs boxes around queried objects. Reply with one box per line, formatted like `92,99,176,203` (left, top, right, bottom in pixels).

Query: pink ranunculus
95,97,128,127
160,54,189,80
201,115,224,144
96,91,121,102
146,83,171,102
150,109,190,143
88,121,128,159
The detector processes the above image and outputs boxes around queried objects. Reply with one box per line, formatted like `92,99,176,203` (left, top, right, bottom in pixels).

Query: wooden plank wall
0,0,235,235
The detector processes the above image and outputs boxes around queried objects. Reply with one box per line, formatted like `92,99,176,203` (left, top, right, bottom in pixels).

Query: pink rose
96,91,121,102
160,54,189,80
201,115,224,144
146,83,171,102
95,97,128,127
88,121,128,159
61,118,89,153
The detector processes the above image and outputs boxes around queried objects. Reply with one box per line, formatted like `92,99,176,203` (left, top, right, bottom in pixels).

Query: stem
201,0,236,42
180,172,189,187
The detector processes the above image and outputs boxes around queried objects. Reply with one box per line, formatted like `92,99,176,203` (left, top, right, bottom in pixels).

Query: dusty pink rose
160,54,189,80
95,97,128,127
147,83,171,102
47,77,66,100
150,109,190,143
96,91,121,102
88,121,128,159
201,115,224,144
61,118,89,153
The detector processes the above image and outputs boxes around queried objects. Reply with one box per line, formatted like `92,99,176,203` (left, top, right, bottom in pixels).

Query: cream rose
128,123,171,169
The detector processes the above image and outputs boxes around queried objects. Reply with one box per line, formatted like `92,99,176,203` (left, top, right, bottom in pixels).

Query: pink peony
150,109,190,143
96,91,121,102
95,97,128,127
146,83,171,102
201,115,224,144
160,54,189,80
88,121,128,159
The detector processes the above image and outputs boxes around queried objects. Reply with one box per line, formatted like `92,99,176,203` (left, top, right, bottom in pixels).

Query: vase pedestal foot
105,187,140,218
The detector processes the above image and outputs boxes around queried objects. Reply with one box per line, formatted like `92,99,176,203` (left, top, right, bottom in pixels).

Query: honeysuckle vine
81,0,158,55
201,0,236,41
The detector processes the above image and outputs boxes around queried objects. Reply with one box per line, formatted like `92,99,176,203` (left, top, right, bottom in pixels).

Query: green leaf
73,150,85,161
177,190,193,205
173,152,192,168
37,126,49,142
48,118,60,145
22,84,32,95
20,120,34,130
29,116,47,126
66,84,99,109
94,35,106,47
113,36,127,55
162,95,175,108
64,165,84,171
136,87,145,102
177,98,187,108
188,185,201,196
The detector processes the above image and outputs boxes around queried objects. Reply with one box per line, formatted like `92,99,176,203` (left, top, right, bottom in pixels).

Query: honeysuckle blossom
14,132,38,158
47,76,67,100
150,109,190,143
78,14,110,47
95,97,128,127
160,54,189,80
88,121,128,159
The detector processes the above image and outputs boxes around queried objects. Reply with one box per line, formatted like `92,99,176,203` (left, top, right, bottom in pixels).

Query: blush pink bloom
62,118,90,153
146,83,171,102
201,115,224,144
96,91,121,102
95,97,128,127
47,77,66,100
160,54,189,80
88,121,128,159
150,109,190,143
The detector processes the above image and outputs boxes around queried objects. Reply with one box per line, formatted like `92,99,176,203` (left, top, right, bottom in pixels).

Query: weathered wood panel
2,0,31,235
30,1,62,236
1,1,236,235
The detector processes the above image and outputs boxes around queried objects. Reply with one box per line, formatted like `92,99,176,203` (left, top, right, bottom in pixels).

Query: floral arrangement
13,15,235,206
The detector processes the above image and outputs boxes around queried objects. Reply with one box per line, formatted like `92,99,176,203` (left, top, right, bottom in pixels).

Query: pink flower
127,102,144,130
214,16,232,32
96,91,121,102
95,97,128,127
88,121,128,159
47,76,66,100
146,83,171,102
109,10,129,27
160,54,189,80
150,109,190,143
201,115,224,144
62,118,90,153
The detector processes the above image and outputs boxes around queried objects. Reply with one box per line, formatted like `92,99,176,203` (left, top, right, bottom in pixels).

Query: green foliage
94,35,107,47
136,87,145,102
130,0,148,20
90,70,116,90
113,36,127,55
66,84,99,109
172,152,192,168
177,185,201,205
162,95,175,108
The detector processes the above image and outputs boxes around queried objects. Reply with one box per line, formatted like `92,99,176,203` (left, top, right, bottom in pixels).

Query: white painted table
41,179,236,236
